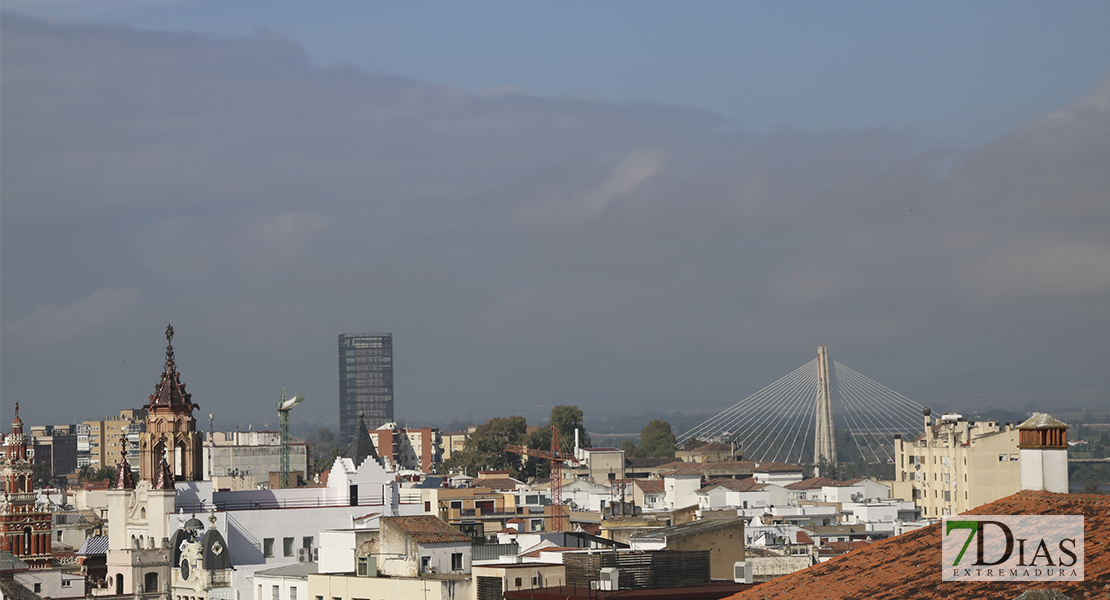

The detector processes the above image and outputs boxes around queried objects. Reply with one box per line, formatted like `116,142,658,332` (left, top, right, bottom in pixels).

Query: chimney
1016,413,1069,493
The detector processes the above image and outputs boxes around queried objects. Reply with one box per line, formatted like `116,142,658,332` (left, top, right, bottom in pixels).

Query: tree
521,406,591,479
78,464,116,486
619,438,643,458
31,461,52,488
639,419,676,458
550,405,590,449
445,416,528,478
310,428,340,475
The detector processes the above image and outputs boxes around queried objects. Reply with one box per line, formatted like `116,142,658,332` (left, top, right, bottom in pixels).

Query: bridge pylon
813,345,837,469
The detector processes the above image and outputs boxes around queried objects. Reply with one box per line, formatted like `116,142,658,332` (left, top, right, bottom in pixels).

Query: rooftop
382,515,471,545
255,562,319,578
630,518,744,541
724,491,1110,599
699,478,767,493
1017,412,1069,430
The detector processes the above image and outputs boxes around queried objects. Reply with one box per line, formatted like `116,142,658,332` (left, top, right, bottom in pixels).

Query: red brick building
0,403,53,568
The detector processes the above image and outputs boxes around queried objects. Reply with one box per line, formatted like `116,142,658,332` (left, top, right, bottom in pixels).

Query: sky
2,2,1109,433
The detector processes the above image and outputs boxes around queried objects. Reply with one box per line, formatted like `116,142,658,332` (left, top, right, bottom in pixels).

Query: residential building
628,518,746,580
338,333,394,448
367,424,442,473
676,442,743,463
205,430,309,488
81,410,146,471
252,562,315,600
891,411,1021,517
29,425,78,483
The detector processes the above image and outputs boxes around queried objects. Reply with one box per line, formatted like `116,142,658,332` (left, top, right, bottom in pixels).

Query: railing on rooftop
177,490,419,514
471,542,519,562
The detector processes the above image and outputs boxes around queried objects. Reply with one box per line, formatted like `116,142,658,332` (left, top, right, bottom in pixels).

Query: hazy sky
2,3,1109,431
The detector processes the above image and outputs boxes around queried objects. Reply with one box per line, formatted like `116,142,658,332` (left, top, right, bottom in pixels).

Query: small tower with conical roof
140,325,203,482
1017,412,1070,493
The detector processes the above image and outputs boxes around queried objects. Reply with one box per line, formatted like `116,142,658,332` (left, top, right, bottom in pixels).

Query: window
34,584,42,593
290,588,297,600
514,578,523,588
62,580,72,588
421,557,430,572
284,538,294,557
357,557,371,576
999,454,1006,462
451,553,463,571
1010,454,1019,462
264,538,275,558
303,536,313,549
273,585,280,600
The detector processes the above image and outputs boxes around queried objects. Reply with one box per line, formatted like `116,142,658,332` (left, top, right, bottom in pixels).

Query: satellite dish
279,394,306,411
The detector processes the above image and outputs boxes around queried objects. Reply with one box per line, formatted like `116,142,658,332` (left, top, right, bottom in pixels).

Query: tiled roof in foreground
724,491,1110,599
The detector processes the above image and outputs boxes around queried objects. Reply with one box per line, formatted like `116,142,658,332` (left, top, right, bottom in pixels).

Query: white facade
753,469,804,487
14,569,85,599
697,483,789,511
839,500,917,524
663,473,701,510
252,565,315,600
559,479,613,512
173,457,414,569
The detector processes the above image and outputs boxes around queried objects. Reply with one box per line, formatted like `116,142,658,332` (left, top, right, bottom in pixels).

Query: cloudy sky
2,3,1109,431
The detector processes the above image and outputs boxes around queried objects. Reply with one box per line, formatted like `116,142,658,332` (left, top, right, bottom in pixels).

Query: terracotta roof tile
724,491,1110,599
784,476,845,490
382,515,470,545
634,480,665,494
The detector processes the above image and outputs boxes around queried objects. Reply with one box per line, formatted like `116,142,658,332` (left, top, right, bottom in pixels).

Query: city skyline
2,5,1109,428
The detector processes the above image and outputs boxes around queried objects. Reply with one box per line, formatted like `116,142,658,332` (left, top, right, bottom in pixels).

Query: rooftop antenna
277,385,306,489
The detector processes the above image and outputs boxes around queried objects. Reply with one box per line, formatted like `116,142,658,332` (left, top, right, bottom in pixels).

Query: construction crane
277,385,306,489
506,426,578,532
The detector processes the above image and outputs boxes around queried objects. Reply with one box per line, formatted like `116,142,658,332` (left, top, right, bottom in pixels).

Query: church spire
115,439,135,490
144,324,197,410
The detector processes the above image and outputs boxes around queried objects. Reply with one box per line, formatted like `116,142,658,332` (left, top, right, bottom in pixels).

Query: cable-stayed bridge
677,346,924,466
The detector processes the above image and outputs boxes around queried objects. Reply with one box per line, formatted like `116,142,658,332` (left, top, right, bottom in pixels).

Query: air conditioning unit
598,567,619,591
733,561,752,584
297,548,318,563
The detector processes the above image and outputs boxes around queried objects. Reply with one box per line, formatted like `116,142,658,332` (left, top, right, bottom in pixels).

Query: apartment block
891,411,1019,518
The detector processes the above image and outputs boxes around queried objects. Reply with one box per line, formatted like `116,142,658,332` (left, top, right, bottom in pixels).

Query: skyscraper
339,333,394,448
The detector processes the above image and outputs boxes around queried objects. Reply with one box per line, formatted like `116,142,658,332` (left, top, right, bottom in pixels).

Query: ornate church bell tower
140,325,203,482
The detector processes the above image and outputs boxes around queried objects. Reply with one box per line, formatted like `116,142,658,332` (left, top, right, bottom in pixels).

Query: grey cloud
4,288,141,350
2,14,1107,426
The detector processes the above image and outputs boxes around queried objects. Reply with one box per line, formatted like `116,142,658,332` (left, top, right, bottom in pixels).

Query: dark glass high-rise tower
338,333,393,448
